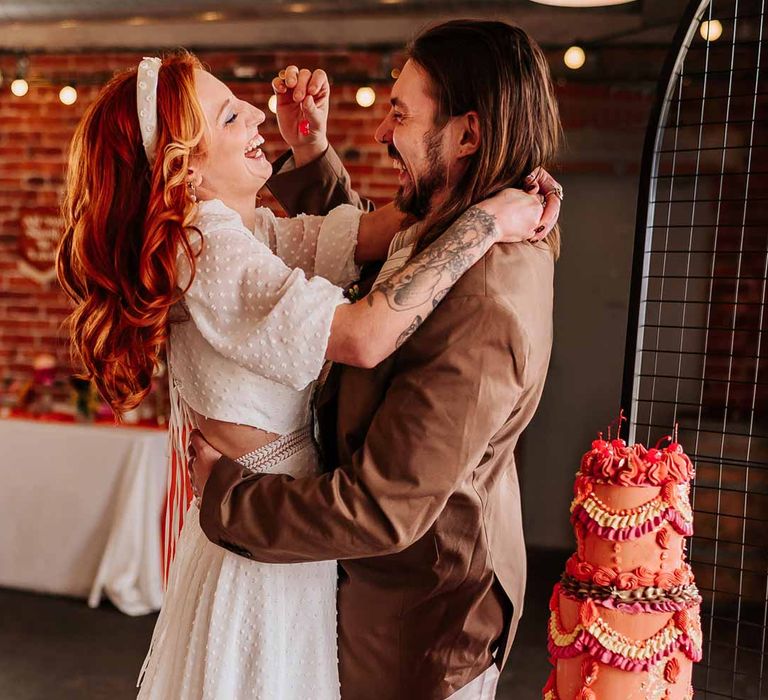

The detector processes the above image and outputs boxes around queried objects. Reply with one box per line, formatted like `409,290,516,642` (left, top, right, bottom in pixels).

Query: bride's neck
204,192,259,230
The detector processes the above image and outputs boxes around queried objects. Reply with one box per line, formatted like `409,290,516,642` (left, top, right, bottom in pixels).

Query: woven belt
235,425,313,474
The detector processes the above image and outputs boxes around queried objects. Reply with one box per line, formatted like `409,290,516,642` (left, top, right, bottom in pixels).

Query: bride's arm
264,200,406,291
327,189,543,368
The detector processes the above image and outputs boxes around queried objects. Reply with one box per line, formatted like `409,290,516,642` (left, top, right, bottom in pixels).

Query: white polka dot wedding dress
137,198,362,700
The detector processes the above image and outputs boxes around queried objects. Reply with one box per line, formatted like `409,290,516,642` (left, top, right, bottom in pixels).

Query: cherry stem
607,408,627,442
654,434,673,450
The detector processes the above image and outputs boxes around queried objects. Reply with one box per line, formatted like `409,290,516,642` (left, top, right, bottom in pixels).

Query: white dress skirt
137,427,341,700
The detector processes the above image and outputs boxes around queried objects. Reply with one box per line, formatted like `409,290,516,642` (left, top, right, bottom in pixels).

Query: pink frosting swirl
579,435,694,486
615,572,639,590
592,567,616,587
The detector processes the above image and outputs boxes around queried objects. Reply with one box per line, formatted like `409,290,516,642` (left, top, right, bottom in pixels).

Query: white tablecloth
0,418,167,616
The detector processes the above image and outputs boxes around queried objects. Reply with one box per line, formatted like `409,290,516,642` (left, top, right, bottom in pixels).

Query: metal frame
621,0,712,441
621,0,768,696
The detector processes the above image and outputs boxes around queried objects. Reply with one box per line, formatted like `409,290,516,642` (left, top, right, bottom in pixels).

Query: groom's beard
391,130,447,220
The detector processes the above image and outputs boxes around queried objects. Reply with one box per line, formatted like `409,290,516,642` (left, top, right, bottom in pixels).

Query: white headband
137,57,162,165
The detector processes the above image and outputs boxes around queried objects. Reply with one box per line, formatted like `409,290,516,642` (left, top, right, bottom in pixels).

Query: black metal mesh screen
622,0,768,697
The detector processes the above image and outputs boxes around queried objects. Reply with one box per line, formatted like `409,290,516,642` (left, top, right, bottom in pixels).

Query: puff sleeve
177,224,348,391
254,204,362,288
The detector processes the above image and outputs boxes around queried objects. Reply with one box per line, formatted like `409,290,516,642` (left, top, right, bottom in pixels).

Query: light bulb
59,85,77,105
268,94,278,114
11,78,28,97
564,46,586,70
700,19,723,42
355,87,376,108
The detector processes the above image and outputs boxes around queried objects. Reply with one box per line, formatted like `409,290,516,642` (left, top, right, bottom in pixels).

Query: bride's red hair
57,51,206,417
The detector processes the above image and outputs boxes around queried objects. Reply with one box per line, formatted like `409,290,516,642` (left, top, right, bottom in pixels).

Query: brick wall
0,48,653,403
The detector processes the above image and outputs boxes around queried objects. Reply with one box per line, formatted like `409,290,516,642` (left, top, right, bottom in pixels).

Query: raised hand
272,65,330,167
522,167,563,240
476,167,563,243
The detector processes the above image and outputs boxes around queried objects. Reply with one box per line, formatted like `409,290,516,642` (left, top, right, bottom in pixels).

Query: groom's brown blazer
199,147,555,700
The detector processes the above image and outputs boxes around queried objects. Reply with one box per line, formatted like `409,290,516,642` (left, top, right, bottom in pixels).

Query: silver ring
545,184,564,202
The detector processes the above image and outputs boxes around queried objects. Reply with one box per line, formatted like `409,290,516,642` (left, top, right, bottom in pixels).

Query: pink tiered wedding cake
544,427,703,700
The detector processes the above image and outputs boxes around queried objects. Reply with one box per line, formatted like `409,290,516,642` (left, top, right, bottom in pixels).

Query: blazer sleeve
267,145,374,217
198,294,530,563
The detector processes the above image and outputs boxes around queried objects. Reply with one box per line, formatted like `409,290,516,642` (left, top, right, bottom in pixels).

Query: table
0,418,167,616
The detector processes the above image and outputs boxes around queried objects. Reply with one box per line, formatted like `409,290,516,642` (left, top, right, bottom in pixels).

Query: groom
190,20,561,700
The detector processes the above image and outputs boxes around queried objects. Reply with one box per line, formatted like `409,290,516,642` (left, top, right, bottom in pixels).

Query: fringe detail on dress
163,367,197,587
139,366,196,690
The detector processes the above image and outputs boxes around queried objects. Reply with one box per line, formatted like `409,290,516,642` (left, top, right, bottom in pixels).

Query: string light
10,56,29,97
564,45,586,70
268,94,278,114
59,85,77,105
11,78,29,97
700,19,723,41
199,11,224,21
355,87,376,108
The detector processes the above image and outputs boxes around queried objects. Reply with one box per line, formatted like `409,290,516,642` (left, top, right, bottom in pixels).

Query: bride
56,51,551,699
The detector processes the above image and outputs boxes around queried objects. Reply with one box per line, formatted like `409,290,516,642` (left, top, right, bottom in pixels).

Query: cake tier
571,478,693,541
545,589,700,699
543,652,694,700
579,437,694,487
547,590,702,673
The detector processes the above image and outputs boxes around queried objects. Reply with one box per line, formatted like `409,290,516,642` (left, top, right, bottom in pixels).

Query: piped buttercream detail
570,484,693,540
547,595,702,672
560,571,702,613
580,437,694,486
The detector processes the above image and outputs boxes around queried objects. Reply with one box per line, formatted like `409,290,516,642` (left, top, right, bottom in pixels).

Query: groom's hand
272,65,330,167
188,430,222,499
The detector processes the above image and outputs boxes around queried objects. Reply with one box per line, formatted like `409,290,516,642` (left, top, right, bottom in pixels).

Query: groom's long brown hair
409,20,562,258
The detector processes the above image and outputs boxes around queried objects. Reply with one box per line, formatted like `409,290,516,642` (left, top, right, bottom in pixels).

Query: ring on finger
544,184,564,201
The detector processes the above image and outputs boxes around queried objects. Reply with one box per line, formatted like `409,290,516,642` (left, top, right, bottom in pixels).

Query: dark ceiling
0,0,691,51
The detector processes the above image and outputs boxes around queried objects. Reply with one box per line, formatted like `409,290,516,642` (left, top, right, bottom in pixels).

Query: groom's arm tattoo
396,315,423,349
366,206,498,313
432,288,450,309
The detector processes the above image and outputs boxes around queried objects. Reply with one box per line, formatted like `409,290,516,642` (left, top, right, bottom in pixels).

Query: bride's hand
272,65,330,167
477,170,562,243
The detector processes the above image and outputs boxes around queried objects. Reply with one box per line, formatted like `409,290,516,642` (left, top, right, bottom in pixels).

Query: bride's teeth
244,135,265,154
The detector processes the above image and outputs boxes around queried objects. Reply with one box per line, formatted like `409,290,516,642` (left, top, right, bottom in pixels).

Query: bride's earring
187,181,197,203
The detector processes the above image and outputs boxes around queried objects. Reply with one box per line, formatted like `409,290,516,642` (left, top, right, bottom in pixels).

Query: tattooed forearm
396,315,423,349
432,288,450,309
368,206,498,313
